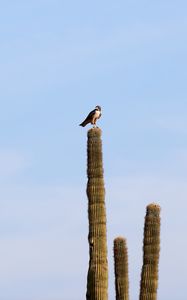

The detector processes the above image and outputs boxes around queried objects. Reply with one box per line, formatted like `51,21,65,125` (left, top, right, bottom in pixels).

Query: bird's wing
84,109,96,121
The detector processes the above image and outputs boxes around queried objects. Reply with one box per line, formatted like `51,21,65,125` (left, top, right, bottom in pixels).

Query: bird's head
95,105,101,111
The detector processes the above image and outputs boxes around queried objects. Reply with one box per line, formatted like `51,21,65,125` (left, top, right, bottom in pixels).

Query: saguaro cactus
114,237,129,300
86,128,108,300
139,203,161,300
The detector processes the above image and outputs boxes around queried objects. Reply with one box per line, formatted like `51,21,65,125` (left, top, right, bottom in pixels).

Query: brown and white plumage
79,105,102,127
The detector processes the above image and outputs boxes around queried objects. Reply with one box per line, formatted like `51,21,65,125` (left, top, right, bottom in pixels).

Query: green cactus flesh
114,237,129,300
139,203,161,300
86,128,108,300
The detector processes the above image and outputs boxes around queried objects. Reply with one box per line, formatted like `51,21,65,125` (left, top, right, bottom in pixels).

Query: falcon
79,105,102,127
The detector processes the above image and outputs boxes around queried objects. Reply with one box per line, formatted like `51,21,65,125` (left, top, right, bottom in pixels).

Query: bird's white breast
95,110,101,118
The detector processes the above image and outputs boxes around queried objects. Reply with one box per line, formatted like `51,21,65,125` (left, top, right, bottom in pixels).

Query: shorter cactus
114,237,129,300
139,203,161,300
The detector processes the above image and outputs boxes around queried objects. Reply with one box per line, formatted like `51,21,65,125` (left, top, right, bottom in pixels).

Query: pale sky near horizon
0,1,187,299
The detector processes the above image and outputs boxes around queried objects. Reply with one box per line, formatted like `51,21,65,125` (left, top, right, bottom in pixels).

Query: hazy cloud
0,150,30,177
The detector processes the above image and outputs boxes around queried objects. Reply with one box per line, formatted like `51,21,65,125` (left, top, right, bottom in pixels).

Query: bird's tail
79,120,89,127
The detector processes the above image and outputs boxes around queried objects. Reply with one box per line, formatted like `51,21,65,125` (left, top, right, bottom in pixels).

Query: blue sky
0,1,187,299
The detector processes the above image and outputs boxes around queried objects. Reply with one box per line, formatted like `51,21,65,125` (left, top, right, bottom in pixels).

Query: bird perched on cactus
79,105,102,127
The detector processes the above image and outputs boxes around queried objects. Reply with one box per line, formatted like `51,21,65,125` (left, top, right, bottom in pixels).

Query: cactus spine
114,237,129,300
139,203,161,300
86,128,108,300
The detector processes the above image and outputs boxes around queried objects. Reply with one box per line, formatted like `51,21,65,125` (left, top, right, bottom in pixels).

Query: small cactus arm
86,128,108,300
114,237,129,300
139,203,161,300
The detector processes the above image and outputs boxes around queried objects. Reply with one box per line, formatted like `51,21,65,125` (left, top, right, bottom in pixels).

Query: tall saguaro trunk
139,203,161,300
86,128,108,300
114,237,129,300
